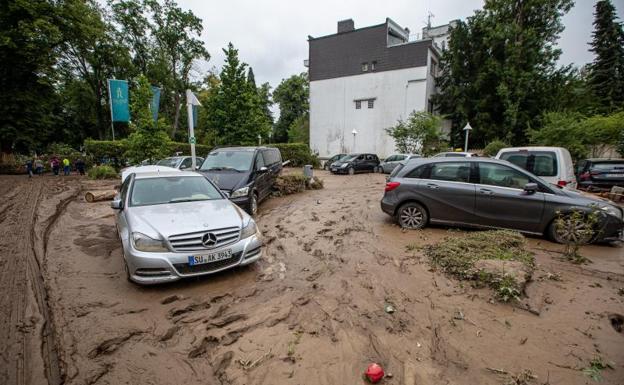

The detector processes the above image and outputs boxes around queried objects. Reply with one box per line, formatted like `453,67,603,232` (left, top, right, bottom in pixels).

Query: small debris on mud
161,295,183,305
384,303,395,314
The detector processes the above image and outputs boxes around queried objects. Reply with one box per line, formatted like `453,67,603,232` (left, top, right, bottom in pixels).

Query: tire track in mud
0,177,77,385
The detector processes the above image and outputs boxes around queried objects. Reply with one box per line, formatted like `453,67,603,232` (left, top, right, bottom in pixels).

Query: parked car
111,171,262,284
330,153,380,175
156,156,205,170
121,165,179,183
495,146,577,189
381,158,623,243
323,153,347,170
432,152,478,158
378,154,420,174
576,158,624,191
198,147,282,215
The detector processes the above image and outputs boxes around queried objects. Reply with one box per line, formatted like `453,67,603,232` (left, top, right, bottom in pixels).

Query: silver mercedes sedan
111,171,262,284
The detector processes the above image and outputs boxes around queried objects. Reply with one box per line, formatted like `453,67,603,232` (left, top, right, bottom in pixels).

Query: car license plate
606,173,624,178
188,249,232,266
331,168,337,172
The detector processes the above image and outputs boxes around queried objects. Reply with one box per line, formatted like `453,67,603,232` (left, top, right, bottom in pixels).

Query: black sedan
330,153,380,175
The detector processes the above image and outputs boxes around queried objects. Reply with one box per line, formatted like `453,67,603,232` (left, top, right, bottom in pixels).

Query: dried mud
0,172,623,385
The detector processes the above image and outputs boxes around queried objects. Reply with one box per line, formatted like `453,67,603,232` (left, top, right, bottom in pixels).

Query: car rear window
500,151,558,177
591,162,624,171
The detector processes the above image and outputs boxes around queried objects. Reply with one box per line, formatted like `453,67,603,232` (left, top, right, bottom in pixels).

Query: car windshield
156,158,180,168
592,162,624,171
342,155,358,161
130,176,222,206
199,151,254,172
500,151,557,177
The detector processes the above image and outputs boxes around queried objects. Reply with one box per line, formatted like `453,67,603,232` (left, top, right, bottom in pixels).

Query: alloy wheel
399,206,425,229
250,193,258,215
348,167,355,175
554,216,593,244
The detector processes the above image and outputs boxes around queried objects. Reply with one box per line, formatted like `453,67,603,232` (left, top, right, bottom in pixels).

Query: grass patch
583,356,614,382
425,230,534,302
87,165,117,179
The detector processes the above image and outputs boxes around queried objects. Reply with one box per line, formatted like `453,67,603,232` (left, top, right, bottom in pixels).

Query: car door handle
426,183,439,189
479,188,493,195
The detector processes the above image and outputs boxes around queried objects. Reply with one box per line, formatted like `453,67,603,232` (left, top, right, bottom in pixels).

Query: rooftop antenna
426,11,435,28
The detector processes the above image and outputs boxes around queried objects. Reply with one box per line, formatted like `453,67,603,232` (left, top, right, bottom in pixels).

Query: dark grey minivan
199,147,282,215
381,158,623,243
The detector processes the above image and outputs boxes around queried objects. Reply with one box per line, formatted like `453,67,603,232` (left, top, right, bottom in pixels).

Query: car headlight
230,186,250,198
240,219,258,239
600,205,623,220
340,163,349,168
132,232,169,252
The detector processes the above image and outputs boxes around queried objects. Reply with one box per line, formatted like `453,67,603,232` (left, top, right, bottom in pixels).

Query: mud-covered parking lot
1,171,623,385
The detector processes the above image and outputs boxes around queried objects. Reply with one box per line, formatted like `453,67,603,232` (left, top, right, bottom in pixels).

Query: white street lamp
463,122,472,152
257,134,262,145
351,129,358,152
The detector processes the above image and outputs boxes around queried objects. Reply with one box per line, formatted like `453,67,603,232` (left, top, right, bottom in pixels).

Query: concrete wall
310,66,429,158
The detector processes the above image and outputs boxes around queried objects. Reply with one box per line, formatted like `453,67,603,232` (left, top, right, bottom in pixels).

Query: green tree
273,73,309,143
145,0,209,137
0,0,63,153
287,113,309,144
385,111,446,156
125,75,171,162
206,43,270,145
258,82,274,129
435,0,574,147
588,0,624,113
528,111,623,160
483,139,510,157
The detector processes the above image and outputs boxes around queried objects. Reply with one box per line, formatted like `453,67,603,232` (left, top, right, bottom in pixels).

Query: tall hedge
84,139,212,161
269,143,319,167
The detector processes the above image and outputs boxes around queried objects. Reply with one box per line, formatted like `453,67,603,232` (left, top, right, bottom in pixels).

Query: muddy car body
112,171,262,284
381,158,624,243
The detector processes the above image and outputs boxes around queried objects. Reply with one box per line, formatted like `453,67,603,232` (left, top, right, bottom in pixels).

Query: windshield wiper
168,198,209,203
204,166,242,172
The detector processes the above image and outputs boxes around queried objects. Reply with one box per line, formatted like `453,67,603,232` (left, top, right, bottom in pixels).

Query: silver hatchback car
381,158,624,243
112,171,262,284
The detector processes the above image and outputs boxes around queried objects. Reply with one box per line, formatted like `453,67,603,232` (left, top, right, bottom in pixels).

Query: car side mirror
258,166,268,173
111,199,123,210
523,183,538,194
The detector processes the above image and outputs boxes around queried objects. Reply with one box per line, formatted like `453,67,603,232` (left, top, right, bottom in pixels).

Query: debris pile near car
273,174,324,196
425,230,535,302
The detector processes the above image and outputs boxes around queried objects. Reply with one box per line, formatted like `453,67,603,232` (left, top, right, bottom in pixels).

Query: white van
495,146,577,189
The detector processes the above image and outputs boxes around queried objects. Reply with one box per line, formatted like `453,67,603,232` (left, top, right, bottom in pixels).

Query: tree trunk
84,190,117,203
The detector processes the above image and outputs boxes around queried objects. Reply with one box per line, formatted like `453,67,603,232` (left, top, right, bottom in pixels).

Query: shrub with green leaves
269,143,319,167
483,139,509,157
88,165,117,179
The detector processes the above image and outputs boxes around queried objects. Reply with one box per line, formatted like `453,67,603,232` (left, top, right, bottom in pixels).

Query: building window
355,100,361,109
367,99,374,109
371,61,377,71
361,62,368,72
430,59,438,76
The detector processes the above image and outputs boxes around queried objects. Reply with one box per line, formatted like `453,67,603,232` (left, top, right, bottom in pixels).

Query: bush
88,165,118,180
84,139,212,165
483,139,509,157
270,143,319,167
169,142,212,157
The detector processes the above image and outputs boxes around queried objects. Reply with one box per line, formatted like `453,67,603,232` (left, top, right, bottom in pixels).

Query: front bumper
596,214,624,242
330,166,349,174
123,232,263,284
230,195,252,211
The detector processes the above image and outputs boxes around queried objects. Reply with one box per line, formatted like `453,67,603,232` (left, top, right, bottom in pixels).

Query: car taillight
385,182,400,192
557,180,567,187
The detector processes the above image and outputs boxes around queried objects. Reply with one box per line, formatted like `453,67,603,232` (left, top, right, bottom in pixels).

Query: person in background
26,159,34,178
62,157,70,176
34,158,43,176
51,156,60,176
75,158,85,176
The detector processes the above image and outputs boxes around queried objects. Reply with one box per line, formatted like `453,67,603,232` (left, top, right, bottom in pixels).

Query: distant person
51,157,60,176
62,157,70,176
34,158,44,176
75,158,85,176
25,159,33,178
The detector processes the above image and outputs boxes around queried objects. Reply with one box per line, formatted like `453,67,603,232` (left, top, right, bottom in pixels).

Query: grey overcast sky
178,0,623,89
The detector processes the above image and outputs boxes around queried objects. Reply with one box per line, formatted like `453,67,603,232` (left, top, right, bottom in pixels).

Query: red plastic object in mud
365,363,385,383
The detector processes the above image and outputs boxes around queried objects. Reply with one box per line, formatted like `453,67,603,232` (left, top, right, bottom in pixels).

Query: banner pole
186,90,197,170
107,79,116,141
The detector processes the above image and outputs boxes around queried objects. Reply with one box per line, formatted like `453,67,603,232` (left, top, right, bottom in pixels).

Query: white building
307,18,452,158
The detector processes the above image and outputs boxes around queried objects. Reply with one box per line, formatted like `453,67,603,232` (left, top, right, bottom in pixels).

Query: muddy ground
1,171,623,385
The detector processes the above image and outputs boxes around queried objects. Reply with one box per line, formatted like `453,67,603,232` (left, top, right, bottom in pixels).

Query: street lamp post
463,122,472,152
257,134,262,145
351,129,358,152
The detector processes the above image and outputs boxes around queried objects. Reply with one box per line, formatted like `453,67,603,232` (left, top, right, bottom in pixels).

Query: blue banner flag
108,79,129,122
192,105,198,127
150,86,161,124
